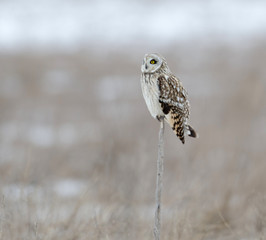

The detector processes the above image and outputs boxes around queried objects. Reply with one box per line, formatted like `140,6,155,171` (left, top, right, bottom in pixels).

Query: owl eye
150,59,157,64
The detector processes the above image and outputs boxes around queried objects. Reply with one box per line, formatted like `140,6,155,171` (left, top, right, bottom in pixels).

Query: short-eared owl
140,53,197,144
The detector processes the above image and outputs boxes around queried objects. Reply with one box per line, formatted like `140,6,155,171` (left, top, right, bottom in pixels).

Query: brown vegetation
0,40,266,239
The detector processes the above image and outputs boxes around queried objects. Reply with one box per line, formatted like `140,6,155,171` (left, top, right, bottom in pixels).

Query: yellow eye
150,59,157,64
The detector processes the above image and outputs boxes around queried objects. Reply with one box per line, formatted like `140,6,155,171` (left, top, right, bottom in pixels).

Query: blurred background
0,0,266,239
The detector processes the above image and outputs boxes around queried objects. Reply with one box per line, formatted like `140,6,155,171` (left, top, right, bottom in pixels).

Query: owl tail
166,113,198,144
177,125,198,144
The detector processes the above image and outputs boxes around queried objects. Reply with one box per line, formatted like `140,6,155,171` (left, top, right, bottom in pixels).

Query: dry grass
0,39,266,239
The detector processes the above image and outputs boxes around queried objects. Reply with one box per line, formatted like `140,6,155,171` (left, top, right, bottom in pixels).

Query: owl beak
145,64,148,70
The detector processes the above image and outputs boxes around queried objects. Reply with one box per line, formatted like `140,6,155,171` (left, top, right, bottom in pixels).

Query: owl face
141,53,163,73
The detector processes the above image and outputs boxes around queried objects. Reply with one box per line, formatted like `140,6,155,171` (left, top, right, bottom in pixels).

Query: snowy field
0,0,266,51
0,1,266,239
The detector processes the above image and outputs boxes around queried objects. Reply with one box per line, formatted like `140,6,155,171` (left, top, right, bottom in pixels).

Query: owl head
141,53,169,73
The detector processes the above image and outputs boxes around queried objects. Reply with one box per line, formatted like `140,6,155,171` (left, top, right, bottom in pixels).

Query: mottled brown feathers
158,75,191,144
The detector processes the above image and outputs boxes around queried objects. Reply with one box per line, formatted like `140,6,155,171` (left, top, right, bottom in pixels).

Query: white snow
27,125,55,147
2,179,86,200
53,179,86,197
2,184,43,200
0,121,101,150
0,0,265,51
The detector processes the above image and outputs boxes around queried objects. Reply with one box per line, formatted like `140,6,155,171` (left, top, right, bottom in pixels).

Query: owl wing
158,75,190,143
158,75,189,117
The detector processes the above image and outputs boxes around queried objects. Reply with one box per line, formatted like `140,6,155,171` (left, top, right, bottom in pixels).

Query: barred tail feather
165,112,197,144
165,112,185,144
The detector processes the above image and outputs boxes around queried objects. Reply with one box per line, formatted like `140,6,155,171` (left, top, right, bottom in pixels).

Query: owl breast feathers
140,53,197,144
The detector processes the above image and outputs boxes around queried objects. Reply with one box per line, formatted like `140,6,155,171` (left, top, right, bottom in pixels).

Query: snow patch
27,125,55,147
53,179,86,197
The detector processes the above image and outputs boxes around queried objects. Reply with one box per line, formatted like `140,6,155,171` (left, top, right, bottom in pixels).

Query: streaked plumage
140,53,197,144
